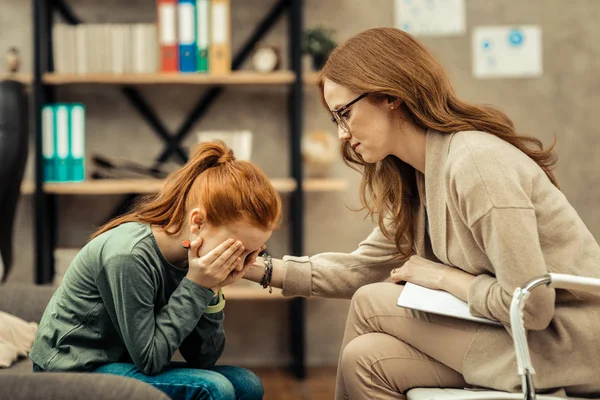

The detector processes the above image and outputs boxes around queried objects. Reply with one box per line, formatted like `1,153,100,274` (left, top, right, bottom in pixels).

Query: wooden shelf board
6,72,322,86
42,71,297,85
0,73,32,84
303,72,320,86
21,178,348,195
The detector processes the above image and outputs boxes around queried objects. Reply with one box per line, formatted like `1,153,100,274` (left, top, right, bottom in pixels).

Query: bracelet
205,288,226,314
260,253,274,294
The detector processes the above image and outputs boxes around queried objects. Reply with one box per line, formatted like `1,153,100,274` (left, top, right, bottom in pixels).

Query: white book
132,24,146,74
397,282,503,326
65,25,76,73
146,24,158,73
123,25,132,73
52,24,65,73
85,24,96,73
110,24,125,74
101,24,112,73
75,24,87,74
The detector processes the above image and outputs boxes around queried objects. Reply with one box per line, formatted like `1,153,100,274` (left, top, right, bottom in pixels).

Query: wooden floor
251,367,337,400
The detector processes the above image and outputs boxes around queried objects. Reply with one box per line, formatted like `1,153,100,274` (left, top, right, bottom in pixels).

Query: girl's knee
210,366,264,400
236,368,264,400
192,374,237,400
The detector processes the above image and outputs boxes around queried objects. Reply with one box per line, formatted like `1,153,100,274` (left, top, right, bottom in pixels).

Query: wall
3,0,600,366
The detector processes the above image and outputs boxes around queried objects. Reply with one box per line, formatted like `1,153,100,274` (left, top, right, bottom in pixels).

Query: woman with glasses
245,27,600,399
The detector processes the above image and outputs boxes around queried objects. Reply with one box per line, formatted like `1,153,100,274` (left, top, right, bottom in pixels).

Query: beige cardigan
281,129,600,393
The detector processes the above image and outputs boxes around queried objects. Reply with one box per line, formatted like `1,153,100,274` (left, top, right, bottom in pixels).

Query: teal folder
41,105,56,182
69,103,86,182
54,104,70,182
196,0,209,72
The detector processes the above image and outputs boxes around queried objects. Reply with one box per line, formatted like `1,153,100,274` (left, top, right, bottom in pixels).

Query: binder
178,0,197,72
54,104,70,182
41,105,55,182
209,0,231,74
397,282,502,326
157,0,178,72
196,0,210,72
69,104,86,182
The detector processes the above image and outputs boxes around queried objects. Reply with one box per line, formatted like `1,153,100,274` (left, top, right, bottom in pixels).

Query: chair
407,273,600,400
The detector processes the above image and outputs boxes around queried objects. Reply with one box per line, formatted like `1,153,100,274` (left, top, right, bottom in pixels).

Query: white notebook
397,282,503,326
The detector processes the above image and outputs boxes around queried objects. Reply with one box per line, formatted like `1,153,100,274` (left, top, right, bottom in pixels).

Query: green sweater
29,222,224,375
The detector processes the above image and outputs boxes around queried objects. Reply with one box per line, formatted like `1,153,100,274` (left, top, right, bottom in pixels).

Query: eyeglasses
331,93,369,133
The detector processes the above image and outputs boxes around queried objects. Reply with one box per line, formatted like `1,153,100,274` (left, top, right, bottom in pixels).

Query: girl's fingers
201,239,237,265
188,236,203,258
216,243,244,272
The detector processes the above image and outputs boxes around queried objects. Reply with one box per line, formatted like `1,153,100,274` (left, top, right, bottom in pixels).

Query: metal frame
510,273,600,400
32,0,306,378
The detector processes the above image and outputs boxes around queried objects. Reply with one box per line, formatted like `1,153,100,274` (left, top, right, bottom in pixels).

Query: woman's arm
467,207,555,330
244,225,406,299
390,255,476,302
245,257,284,288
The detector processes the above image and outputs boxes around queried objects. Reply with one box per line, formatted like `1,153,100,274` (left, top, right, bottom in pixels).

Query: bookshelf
31,0,322,378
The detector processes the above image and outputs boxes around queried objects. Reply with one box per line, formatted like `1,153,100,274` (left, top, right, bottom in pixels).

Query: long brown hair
90,141,282,240
318,27,558,259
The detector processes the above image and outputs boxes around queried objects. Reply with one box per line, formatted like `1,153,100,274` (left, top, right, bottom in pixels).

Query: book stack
53,24,158,74
158,0,231,74
51,0,231,75
42,104,86,183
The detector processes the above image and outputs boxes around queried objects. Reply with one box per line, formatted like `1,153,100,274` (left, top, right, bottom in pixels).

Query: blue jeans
93,362,263,400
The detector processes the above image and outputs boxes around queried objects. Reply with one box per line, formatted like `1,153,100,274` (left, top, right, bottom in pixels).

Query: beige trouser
336,282,483,400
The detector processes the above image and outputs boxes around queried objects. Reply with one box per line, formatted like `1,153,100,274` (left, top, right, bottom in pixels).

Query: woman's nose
338,125,351,141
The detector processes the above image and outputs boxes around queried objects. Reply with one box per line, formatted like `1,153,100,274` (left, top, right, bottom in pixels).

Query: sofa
0,283,170,400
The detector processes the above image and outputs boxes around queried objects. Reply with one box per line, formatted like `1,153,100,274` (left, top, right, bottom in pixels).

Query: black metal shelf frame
32,0,306,378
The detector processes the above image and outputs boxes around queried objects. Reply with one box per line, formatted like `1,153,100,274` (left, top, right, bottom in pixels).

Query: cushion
0,311,38,368
0,358,33,374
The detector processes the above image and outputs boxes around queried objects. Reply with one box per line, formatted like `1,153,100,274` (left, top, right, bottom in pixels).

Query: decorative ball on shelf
5,47,20,73
251,43,281,73
302,130,338,177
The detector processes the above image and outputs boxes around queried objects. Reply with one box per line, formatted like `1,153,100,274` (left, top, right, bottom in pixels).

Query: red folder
157,0,178,72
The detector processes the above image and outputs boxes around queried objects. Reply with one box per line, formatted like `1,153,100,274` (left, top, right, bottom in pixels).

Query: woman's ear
189,208,206,235
387,95,403,110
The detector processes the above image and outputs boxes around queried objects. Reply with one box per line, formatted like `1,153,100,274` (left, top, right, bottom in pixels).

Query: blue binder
178,0,198,72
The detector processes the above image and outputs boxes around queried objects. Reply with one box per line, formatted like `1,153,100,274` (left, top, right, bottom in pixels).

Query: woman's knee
340,333,422,394
350,282,402,318
341,334,372,375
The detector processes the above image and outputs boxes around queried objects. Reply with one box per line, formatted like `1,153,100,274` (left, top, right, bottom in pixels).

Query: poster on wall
472,26,543,79
394,0,466,36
